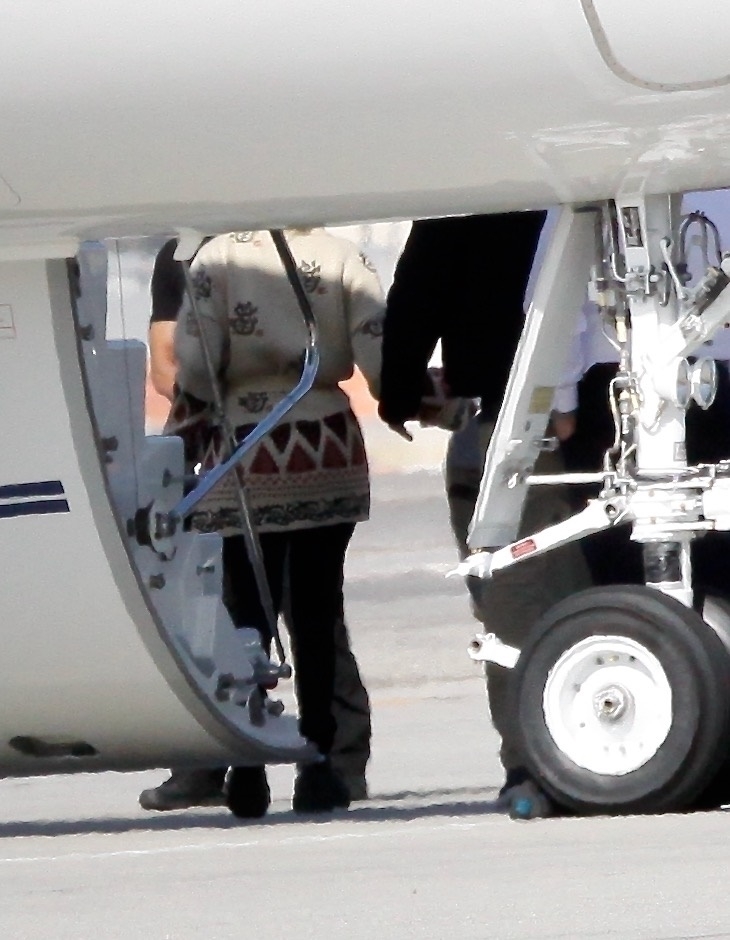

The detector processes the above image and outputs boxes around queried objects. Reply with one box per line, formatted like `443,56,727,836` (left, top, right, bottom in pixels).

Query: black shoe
139,769,226,811
292,760,351,814
341,774,368,802
225,766,271,819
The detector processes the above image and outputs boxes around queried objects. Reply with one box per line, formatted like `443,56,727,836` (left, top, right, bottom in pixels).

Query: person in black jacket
379,212,590,803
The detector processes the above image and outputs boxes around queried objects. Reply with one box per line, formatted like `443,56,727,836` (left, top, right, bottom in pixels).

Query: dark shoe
507,779,555,820
341,774,368,802
329,759,368,801
139,769,226,811
496,767,554,819
225,766,271,819
292,760,351,813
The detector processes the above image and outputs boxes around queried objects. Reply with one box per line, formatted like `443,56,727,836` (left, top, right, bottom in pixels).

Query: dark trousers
446,418,591,771
222,523,356,756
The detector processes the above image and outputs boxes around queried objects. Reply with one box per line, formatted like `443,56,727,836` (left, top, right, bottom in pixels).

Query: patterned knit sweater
174,229,384,534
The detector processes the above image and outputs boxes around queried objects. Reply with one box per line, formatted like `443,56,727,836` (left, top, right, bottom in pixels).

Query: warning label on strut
511,538,537,560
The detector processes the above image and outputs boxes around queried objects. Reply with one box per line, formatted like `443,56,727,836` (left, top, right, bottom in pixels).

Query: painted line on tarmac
0,818,491,865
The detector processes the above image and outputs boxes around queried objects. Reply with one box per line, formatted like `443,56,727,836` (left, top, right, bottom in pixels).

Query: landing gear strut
464,197,730,815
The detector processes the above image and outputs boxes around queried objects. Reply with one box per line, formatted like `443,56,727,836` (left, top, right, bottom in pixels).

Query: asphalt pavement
2,470,730,939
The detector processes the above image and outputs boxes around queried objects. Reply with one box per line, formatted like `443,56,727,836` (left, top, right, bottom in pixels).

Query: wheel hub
543,635,673,776
594,685,631,721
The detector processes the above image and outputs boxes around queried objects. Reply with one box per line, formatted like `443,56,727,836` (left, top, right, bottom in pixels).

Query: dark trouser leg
446,418,591,772
220,533,286,799
286,523,356,756
221,532,286,641
330,602,371,786
281,567,371,784
480,483,592,770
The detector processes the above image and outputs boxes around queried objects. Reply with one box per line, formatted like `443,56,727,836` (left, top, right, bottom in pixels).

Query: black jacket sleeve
378,221,444,425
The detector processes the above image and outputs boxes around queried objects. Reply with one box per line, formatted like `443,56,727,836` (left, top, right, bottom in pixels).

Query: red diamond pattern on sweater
250,444,280,474
322,437,348,469
287,442,317,472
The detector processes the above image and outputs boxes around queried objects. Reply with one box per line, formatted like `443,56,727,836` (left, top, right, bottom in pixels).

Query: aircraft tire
513,585,730,816
691,591,730,809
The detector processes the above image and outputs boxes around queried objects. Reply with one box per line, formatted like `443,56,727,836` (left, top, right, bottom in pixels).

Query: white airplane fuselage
2,0,730,254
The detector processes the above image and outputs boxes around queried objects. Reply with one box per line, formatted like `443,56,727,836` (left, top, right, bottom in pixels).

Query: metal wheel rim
542,634,673,776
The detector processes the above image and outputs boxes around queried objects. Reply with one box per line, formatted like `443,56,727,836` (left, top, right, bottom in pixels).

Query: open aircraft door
0,244,313,778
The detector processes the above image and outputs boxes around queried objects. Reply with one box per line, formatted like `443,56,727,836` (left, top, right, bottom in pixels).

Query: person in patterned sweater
144,228,384,816
141,234,373,814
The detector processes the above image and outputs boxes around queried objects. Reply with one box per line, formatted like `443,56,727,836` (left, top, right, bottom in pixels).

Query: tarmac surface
2,470,730,939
